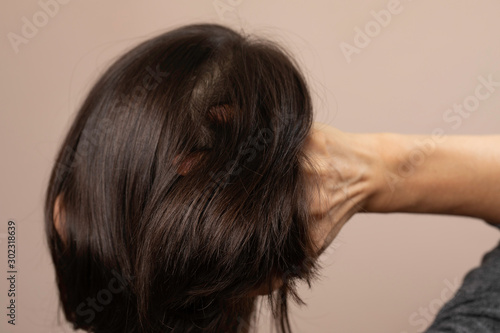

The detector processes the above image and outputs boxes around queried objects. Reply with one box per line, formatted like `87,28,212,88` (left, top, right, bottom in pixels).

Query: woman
45,23,500,332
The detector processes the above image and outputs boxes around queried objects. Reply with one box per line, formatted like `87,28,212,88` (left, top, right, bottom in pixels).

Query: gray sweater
425,224,500,332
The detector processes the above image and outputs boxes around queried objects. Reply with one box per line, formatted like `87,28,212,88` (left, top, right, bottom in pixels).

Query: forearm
365,133,500,224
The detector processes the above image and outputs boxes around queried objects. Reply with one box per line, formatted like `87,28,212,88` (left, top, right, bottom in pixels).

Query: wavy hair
44,23,322,332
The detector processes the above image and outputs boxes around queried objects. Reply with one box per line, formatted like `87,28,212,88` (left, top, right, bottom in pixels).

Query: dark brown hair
44,23,322,332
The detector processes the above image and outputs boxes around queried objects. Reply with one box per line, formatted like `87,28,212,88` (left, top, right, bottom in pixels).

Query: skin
303,122,381,255
307,121,500,255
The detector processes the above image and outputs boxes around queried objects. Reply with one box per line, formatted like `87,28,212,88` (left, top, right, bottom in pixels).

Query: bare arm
366,133,500,225
305,123,500,254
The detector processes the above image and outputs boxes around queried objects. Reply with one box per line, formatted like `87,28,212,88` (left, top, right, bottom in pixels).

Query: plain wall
1,0,500,332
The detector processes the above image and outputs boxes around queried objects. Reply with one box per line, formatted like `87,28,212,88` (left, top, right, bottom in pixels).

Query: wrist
361,132,415,213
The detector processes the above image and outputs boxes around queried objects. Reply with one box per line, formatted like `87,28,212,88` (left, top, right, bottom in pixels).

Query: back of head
45,23,320,332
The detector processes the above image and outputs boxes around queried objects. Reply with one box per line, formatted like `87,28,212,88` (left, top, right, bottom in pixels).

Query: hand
303,122,382,255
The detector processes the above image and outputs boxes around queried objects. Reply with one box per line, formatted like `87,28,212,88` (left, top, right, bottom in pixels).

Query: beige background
1,0,500,332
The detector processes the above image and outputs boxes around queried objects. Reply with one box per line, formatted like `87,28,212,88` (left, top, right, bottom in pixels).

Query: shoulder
425,233,500,333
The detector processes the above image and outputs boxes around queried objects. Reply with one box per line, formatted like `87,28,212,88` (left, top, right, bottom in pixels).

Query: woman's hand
303,122,383,255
